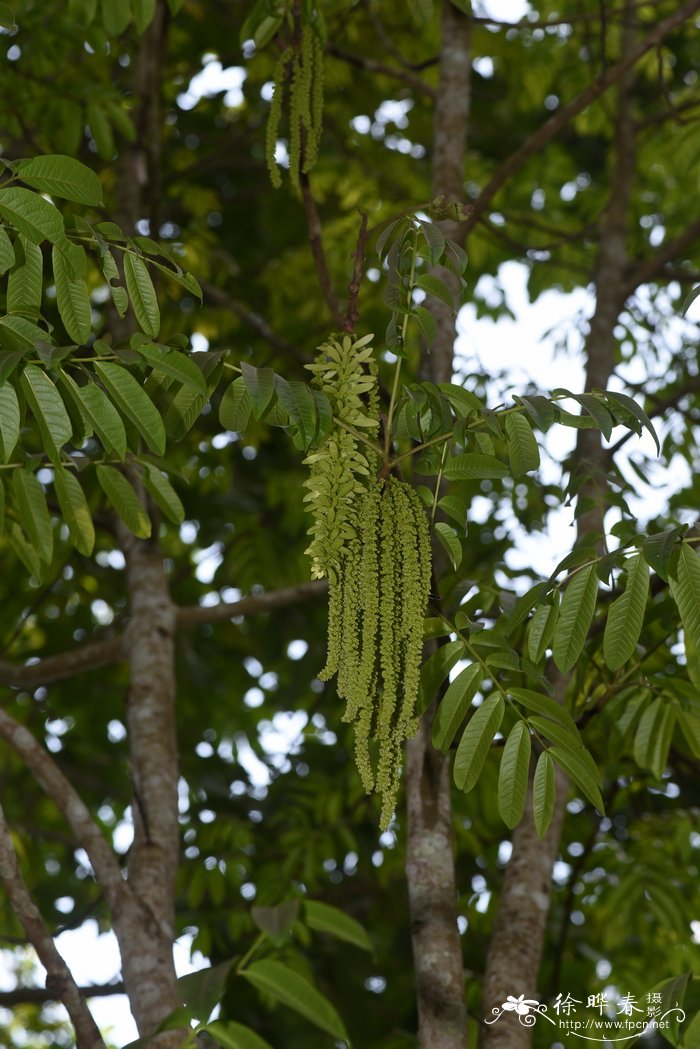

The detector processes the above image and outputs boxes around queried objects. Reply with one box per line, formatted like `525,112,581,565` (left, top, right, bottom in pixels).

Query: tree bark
405,5,471,1048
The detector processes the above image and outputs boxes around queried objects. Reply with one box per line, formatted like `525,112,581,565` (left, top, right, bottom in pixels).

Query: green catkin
288,50,302,189
298,25,313,134
265,48,291,189
303,29,324,172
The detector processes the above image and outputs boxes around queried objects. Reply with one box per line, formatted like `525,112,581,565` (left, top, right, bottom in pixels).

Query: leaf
52,244,92,344
548,746,605,813
453,693,505,792
178,960,235,1022
132,0,156,33
443,452,509,481
53,467,95,556
437,494,467,527
669,544,700,676
12,470,53,564
76,379,127,459
93,361,165,455
418,638,464,713
241,362,276,420
604,390,659,454
416,218,445,263
432,663,484,751
434,521,462,569
506,581,549,637
9,522,42,580
643,526,683,581
508,687,579,735
240,960,348,1042
275,378,317,449
304,899,373,952
0,380,20,462
527,599,559,662
416,273,455,310
136,343,207,394
197,1021,274,1049
498,721,531,828
0,315,51,356
7,236,43,319
96,466,151,538
407,0,433,24
533,751,555,837
0,225,15,274
124,251,160,337
603,553,649,671
0,3,17,30
0,187,65,245
504,412,540,474
20,364,73,463
220,377,252,433
101,0,131,35
527,716,600,786
411,305,437,346
142,464,184,524
16,155,103,206
552,564,598,673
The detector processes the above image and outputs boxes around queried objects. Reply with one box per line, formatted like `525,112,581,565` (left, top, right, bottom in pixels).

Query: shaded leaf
418,638,464,714
142,464,185,524
137,343,207,394
197,1021,274,1049
52,244,92,343
53,467,95,556
12,469,53,564
7,236,43,319
219,377,252,433
443,452,509,481
76,379,127,459
20,364,73,463
432,663,483,751
498,720,531,828
16,154,103,206
241,960,348,1042
0,187,64,245
96,465,151,538
434,521,462,569
454,693,504,792
533,751,555,837
504,412,540,474
304,899,373,952
552,565,598,672
124,250,160,337
0,380,20,462
603,554,649,671
241,361,276,420
94,360,165,455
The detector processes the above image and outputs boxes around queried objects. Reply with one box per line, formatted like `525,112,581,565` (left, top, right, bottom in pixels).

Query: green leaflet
52,244,92,343
101,0,131,35
196,1021,274,1049
0,187,64,245
76,379,127,459
276,378,318,449
633,699,675,778
16,154,103,206
20,364,73,463
0,3,16,30
443,452,509,480
53,467,95,556
509,686,578,734
552,564,598,672
0,225,15,274
141,463,185,525
55,370,93,445
96,465,151,538
498,720,531,828
136,343,207,395
603,553,650,671
669,544,700,683
454,692,504,792
432,663,483,751
241,361,276,419
604,390,659,454
504,412,540,474
528,715,600,786
416,272,455,310
0,315,54,355
9,521,42,580
533,750,555,837
219,377,252,432
434,521,462,569
527,596,559,663
548,745,605,813
124,251,160,337
0,380,20,462
7,236,43,319
418,638,464,714
132,0,156,33
12,470,53,564
240,960,348,1042
94,360,165,455
304,899,373,952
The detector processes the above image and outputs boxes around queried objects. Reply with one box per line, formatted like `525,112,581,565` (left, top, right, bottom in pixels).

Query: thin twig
326,43,437,99
300,171,343,327
343,210,370,332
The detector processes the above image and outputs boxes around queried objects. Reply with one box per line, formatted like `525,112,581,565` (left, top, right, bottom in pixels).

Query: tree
0,1,699,1048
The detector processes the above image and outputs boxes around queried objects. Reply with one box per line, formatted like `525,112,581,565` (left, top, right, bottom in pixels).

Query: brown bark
480,7,638,1047
405,5,471,1049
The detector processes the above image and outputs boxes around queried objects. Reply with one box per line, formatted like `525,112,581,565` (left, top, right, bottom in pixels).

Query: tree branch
175,579,326,628
200,279,304,360
0,980,125,1006
300,171,343,328
326,44,437,99
623,214,700,296
462,0,700,236
0,802,108,1049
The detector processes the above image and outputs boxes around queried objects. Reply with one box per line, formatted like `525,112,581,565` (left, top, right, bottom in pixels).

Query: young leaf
443,452,509,481
304,899,373,952
548,746,605,813
0,380,20,462
533,751,555,837
16,154,103,206
197,1021,274,1049
498,721,531,828
418,638,464,713
603,553,650,671
504,412,540,474
552,564,598,672
93,361,166,455
137,343,207,395
432,663,483,751
141,463,185,524
52,244,92,344
20,364,73,463
454,693,505,792
434,521,462,569
241,361,276,420
53,467,95,556
527,597,559,663
240,960,348,1042
0,187,64,245
219,377,252,433
76,379,127,459
96,466,151,538
7,236,43,319
124,251,160,337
